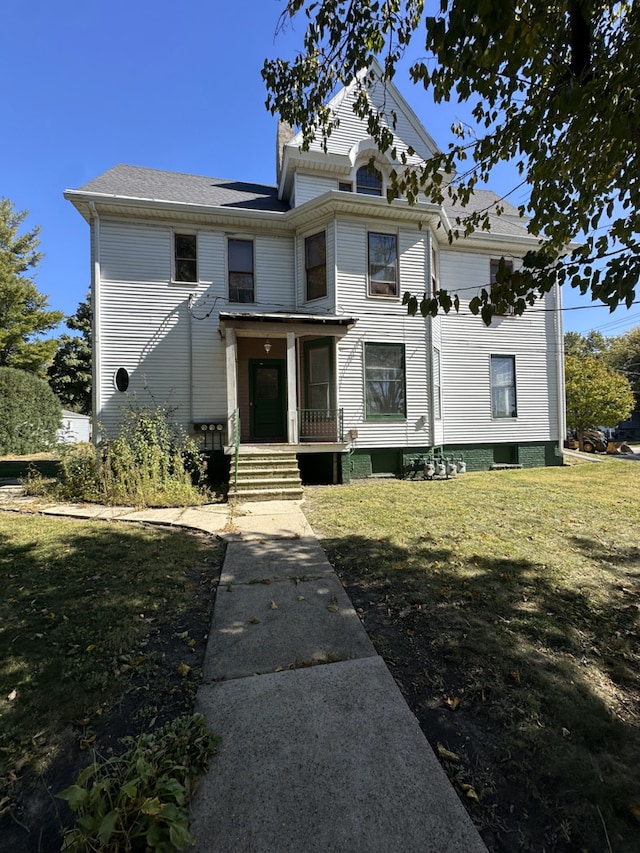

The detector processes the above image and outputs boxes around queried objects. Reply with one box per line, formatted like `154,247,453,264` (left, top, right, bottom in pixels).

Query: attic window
356,165,382,196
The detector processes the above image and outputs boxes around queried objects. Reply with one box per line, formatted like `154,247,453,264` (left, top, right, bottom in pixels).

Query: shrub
0,367,62,454
59,713,219,852
26,405,210,507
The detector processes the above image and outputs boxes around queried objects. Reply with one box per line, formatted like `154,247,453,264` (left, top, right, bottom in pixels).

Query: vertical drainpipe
89,201,101,444
188,293,194,425
555,280,566,457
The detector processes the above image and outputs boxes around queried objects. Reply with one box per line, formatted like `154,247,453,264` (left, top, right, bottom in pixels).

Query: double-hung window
490,258,514,284
490,258,515,315
174,233,197,283
491,355,517,418
368,232,398,297
228,239,254,303
431,245,438,296
305,232,327,301
365,343,406,419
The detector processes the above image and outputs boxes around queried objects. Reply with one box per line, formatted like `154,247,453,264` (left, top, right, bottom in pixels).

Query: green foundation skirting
340,441,561,482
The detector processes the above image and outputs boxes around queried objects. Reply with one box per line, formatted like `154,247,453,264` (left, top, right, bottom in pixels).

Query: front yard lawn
0,513,223,852
304,460,640,852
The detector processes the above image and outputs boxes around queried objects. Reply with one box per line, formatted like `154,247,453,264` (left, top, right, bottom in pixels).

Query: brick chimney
276,119,295,184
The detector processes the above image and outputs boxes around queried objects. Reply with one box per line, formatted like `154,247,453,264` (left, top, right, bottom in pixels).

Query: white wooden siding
254,235,295,310
98,222,228,434
306,82,429,165
335,219,432,448
438,248,558,443
97,279,192,435
295,173,337,205
101,220,171,282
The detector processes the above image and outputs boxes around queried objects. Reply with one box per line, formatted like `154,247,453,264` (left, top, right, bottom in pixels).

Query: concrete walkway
0,488,487,851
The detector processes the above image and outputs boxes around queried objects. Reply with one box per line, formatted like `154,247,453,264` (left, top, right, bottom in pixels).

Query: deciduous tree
606,326,640,399
0,198,63,374
263,1,640,323
565,354,634,449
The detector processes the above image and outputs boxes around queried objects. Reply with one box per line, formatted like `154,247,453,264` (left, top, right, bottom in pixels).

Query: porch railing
298,408,344,442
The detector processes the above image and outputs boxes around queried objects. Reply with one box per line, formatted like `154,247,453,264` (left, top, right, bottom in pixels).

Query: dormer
276,59,447,208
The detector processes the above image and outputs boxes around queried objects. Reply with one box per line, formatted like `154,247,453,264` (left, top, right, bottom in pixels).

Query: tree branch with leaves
263,1,640,322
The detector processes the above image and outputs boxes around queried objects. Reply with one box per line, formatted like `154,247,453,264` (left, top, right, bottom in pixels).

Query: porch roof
219,310,357,337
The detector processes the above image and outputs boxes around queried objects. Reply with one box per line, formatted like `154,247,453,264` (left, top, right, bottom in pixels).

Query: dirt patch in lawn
305,468,640,852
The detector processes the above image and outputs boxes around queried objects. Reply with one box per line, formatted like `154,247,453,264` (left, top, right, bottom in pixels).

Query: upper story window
490,258,515,315
490,258,514,283
174,233,197,282
368,232,398,297
491,355,517,418
305,232,327,301
228,238,254,303
356,165,383,196
338,181,353,192
431,244,438,296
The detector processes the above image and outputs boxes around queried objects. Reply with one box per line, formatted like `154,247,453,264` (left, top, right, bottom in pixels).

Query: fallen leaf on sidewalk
327,596,339,612
270,600,278,610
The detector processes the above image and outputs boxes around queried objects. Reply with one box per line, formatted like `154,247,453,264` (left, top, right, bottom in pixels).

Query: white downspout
555,280,566,457
88,201,101,444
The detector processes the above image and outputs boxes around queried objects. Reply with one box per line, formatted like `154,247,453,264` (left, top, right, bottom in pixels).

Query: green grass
304,461,640,851
0,513,222,811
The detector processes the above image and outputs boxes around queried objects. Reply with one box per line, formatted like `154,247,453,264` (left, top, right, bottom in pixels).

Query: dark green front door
249,359,286,440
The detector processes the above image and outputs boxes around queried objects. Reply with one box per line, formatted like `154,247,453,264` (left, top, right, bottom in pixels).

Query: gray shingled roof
443,189,529,238
77,164,290,212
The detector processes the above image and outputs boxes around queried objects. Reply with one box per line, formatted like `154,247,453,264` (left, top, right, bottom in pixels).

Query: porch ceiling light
264,339,272,354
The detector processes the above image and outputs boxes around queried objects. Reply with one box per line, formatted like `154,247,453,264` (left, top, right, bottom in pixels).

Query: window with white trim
365,343,406,419
490,258,514,283
368,232,398,297
174,233,197,282
491,355,517,418
305,231,327,301
356,165,383,196
228,238,254,303
431,244,438,296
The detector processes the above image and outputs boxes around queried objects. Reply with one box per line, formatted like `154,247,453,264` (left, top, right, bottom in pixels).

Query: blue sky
3,0,638,340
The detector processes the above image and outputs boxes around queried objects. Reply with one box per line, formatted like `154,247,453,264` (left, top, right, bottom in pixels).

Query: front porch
219,310,356,448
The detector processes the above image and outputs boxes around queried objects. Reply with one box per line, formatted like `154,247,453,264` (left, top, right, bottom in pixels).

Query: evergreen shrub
0,367,62,454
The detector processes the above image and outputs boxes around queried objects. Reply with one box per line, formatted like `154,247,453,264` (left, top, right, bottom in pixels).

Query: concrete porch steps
228,449,303,501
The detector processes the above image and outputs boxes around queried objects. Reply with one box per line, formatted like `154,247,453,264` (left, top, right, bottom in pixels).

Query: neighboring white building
57,410,91,444
65,66,564,483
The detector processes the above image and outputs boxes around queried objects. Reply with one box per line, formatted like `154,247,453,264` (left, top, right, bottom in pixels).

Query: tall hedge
0,367,62,454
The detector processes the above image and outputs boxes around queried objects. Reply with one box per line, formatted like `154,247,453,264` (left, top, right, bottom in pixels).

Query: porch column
225,328,238,441
286,331,297,443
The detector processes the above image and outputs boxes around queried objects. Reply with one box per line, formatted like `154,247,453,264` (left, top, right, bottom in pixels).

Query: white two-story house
65,66,565,486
